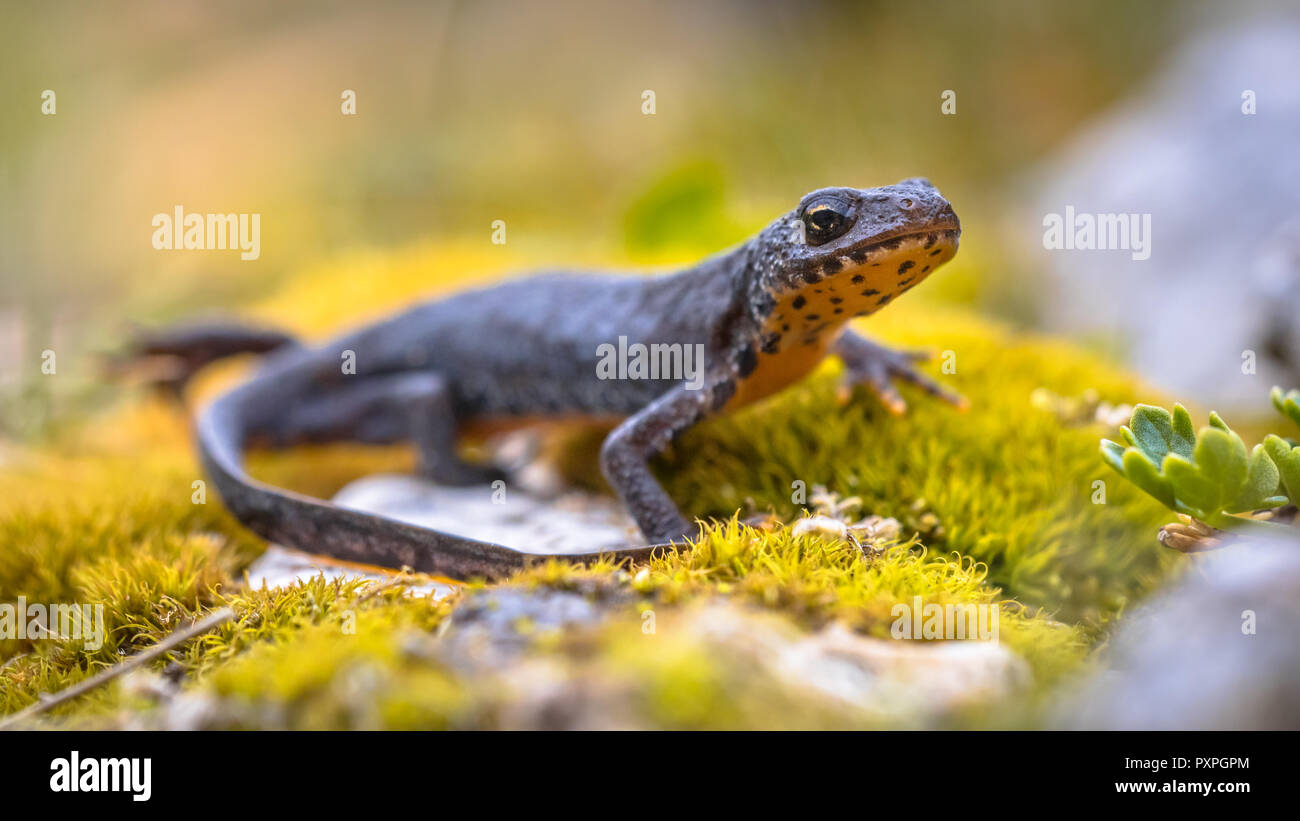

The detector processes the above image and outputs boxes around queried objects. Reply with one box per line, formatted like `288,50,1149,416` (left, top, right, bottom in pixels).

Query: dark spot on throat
711,379,736,410
792,295,806,310
898,260,915,275
736,344,758,378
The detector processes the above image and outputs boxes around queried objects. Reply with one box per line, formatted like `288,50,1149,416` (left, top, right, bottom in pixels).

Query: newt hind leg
263,371,503,486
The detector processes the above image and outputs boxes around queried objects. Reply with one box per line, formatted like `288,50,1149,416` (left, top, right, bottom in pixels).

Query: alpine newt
138,178,963,580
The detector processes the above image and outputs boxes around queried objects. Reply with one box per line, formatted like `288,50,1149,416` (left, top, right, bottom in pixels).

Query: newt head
719,179,960,410
747,178,960,351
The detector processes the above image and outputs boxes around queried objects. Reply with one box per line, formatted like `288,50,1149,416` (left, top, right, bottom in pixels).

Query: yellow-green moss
142,523,1089,729
657,305,1177,625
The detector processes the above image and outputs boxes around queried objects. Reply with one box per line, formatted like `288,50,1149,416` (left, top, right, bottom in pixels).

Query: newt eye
800,198,855,245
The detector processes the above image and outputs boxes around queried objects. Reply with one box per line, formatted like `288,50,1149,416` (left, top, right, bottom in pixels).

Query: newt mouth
848,223,961,257
790,225,960,287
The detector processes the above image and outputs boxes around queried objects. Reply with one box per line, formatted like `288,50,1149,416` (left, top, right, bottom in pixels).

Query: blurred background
2,0,1298,436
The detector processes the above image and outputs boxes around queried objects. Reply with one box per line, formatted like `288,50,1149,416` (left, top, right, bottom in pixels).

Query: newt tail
197,382,663,581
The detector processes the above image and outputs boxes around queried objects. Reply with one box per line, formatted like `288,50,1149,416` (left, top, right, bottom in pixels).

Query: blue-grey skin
145,178,962,580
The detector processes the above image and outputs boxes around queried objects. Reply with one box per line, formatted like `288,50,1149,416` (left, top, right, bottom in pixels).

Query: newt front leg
833,329,967,414
600,377,731,543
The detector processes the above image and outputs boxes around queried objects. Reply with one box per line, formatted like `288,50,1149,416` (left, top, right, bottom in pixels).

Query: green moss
152,523,1089,729
656,304,1176,625
519,519,1091,685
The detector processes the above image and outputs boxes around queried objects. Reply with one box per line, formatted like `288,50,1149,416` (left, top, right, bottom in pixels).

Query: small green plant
1100,401,1290,533
1263,436,1300,505
1263,386,1300,506
1272,386,1300,430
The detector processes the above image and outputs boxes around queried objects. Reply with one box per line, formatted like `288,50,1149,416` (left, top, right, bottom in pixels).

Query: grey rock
439,584,630,672
244,472,639,593
1057,534,1300,729
1026,20,1300,410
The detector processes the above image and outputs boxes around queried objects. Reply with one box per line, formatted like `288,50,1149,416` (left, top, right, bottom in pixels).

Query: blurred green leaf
1208,411,1231,432
1170,404,1196,459
1193,427,1247,506
1119,448,1175,509
1265,434,1300,504
1228,444,1282,513
1162,454,1217,517
1272,386,1300,430
1100,439,1126,474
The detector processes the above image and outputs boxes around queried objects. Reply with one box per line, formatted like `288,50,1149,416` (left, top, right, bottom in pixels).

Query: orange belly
724,330,839,411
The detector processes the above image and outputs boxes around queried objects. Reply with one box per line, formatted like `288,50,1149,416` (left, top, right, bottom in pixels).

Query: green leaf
1193,427,1248,511
1162,453,1216,517
1119,426,1136,449
1122,448,1175,509
1265,434,1300,504
1208,411,1231,432
1130,404,1176,466
1226,444,1281,512
1100,440,1127,474
1169,404,1196,460
1273,386,1300,430
1263,433,1292,462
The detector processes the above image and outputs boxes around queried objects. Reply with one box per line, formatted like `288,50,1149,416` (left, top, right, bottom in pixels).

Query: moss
656,305,1177,625
515,519,1091,685
0,241,1179,728
134,524,1089,729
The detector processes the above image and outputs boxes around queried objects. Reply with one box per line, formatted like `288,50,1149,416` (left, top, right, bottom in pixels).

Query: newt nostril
899,197,915,210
